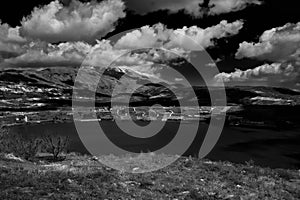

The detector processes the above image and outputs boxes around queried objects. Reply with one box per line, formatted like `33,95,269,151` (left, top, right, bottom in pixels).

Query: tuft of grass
98,153,180,173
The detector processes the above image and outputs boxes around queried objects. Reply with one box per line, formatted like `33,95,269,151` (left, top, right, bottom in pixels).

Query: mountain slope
0,67,300,111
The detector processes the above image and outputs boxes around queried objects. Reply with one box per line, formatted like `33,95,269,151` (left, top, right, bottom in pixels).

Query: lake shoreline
8,121,300,170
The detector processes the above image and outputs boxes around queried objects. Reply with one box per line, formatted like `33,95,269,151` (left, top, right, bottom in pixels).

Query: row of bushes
0,126,69,161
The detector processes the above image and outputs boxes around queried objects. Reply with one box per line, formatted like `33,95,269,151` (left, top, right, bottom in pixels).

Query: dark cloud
59,0,72,6
125,0,262,17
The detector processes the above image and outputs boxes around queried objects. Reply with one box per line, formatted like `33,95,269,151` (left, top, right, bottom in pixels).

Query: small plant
245,159,255,167
43,135,69,161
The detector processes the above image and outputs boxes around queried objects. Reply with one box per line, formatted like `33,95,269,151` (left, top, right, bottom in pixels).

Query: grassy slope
0,154,299,200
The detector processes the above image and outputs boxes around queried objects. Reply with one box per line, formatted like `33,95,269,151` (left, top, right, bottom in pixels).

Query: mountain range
1,67,300,111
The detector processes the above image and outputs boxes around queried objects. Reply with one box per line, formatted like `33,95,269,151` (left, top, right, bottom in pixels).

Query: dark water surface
10,121,300,169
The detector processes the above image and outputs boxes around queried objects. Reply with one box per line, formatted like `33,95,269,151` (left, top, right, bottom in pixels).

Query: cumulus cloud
236,22,300,63
115,20,244,50
1,17,244,84
169,20,244,50
83,40,152,68
0,22,27,59
126,0,262,17
1,38,191,83
20,0,126,43
2,41,91,68
0,23,26,44
2,40,155,70
232,22,300,88
1,19,244,73
214,63,299,87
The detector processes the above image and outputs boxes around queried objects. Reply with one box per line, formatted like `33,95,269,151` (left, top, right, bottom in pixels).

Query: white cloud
236,22,300,62
214,63,299,87
1,18,243,84
0,23,26,44
115,23,172,49
115,20,244,50
2,40,154,70
20,0,126,43
206,62,217,67
0,22,27,59
1,20,243,74
232,22,300,88
84,40,144,68
175,78,184,81
2,41,92,68
168,20,244,50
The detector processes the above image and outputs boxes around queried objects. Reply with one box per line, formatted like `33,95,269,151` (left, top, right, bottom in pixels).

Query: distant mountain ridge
0,67,300,111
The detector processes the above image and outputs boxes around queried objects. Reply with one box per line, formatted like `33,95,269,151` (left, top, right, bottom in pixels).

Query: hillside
0,153,299,200
1,67,300,111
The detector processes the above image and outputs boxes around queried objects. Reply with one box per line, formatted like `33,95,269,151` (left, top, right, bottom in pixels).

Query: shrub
42,135,69,161
0,126,42,160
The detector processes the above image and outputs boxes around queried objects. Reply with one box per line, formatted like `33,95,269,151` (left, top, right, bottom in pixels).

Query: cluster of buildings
0,110,73,126
1,106,235,126
74,106,215,122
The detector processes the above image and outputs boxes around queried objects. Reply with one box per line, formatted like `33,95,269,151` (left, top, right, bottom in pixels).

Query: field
0,153,299,200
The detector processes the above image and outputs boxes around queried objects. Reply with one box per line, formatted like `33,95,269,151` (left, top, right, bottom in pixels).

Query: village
0,106,234,127
1,105,282,129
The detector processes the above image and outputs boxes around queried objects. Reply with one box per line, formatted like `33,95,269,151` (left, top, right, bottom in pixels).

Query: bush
42,135,69,161
0,127,71,161
0,127,42,160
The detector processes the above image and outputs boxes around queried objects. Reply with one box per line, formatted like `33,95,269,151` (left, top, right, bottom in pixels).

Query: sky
0,0,299,89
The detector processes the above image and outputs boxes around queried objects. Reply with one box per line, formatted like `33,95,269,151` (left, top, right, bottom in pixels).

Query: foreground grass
0,154,299,200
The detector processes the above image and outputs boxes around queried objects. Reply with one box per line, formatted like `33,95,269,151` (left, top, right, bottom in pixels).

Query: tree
43,135,69,161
